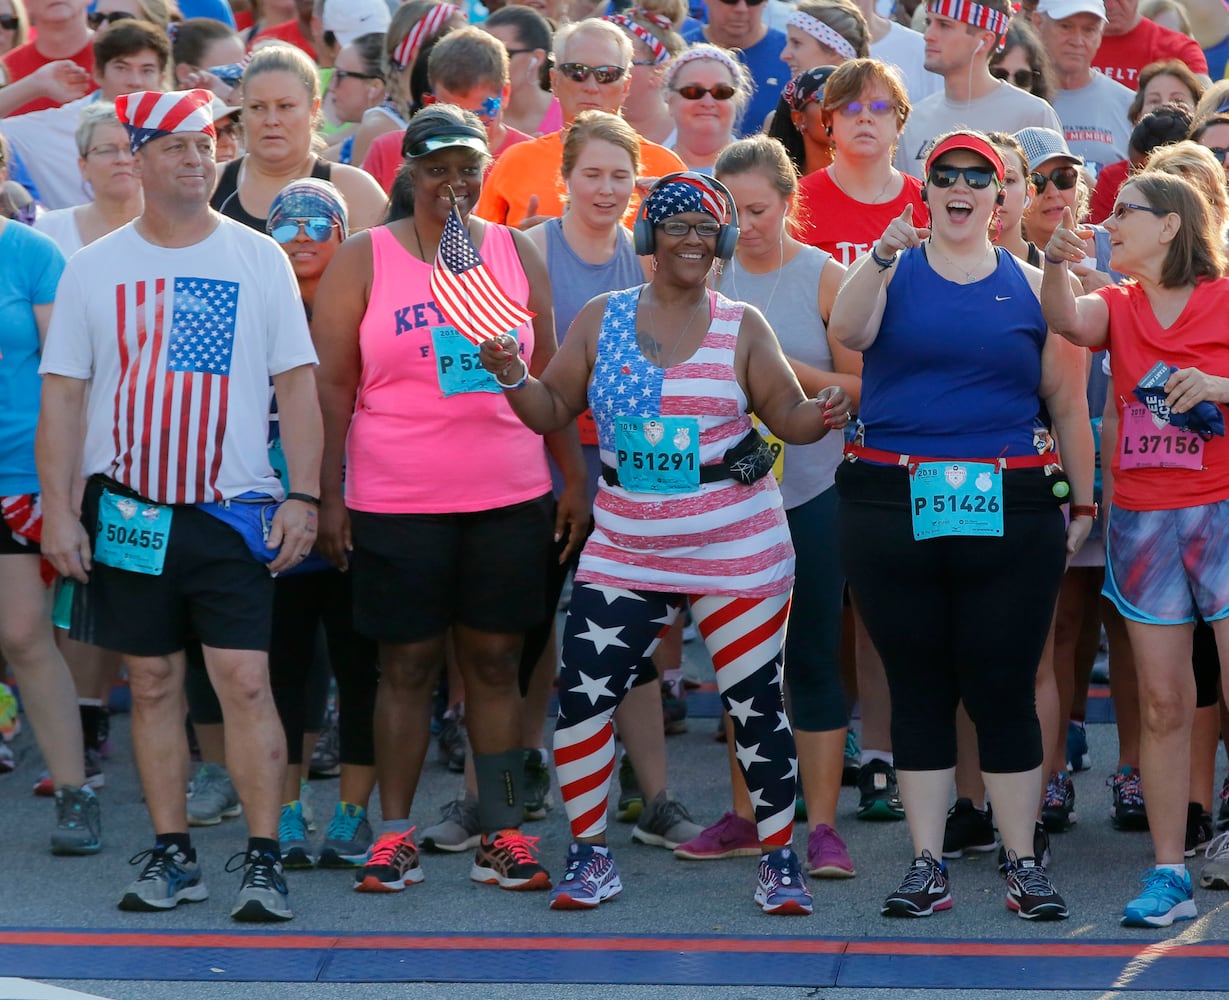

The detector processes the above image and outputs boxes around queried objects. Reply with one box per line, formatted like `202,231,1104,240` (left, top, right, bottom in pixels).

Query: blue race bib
432,325,503,397
95,489,172,575
615,417,701,494
909,461,1003,541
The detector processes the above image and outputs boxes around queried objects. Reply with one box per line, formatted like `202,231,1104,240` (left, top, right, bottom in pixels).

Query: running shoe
523,748,553,821
1200,831,1229,890
1185,802,1214,858
1041,770,1076,833
615,752,644,822
471,828,551,890
318,802,373,868
227,849,293,922
437,716,467,773
118,844,208,912
942,798,997,859
882,850,952,917
1218,776,1229,832
299,780,316,833
755,847,813,915
674,811,760,861
549,843,622,910
632,791,704,849
1004,852,1068,921
186,763,242,827
354,829,424,892
997,822,1051,876
420,797,482,852
33,750,105,798
857,759,904,821
51,785,101,856
1121,867,1196,927
278,801,313,869
661,679,688,735
1066,720,1091,773
308,713,341,779
1110,766,1148,831
842,729,861,787
807,824,855,878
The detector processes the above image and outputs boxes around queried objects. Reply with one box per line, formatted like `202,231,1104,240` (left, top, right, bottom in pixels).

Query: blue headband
268,179,349,240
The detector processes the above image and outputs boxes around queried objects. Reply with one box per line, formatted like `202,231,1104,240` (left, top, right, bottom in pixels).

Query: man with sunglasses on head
896,0,1061,178
0,0,94,115
1031,0,1132,181
476,18,684,227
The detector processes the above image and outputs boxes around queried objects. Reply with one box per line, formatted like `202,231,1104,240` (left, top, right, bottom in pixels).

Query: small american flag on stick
429,205,534,346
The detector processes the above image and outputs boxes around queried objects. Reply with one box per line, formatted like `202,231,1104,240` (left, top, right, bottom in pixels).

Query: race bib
910,461,1003,541
615,416,701,494
750,413,785,484
1118,402,1202,470
95,489,172,575
432,325,503,397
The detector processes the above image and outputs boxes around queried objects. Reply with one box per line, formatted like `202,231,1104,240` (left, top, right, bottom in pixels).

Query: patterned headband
644,176,728,225
664,46,744,90
392,3,462,70
786,9,857,61
783,65,835,112
926,0,1009,40
604,12,669,65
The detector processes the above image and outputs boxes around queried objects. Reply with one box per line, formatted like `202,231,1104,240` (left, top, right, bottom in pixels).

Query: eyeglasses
1030,165,1079,192
270,217,336,243
86,9,133,28
557,62,626,84
837,99,896,117
928,164,996,189
504,47,536,57
674,83,736,100
333,69,383,83
990,66,1039,88
658,220,721,237
1111,202,1168,220
714,0,768,7
85,143,130,160
215,122,241,139
0,15,19,29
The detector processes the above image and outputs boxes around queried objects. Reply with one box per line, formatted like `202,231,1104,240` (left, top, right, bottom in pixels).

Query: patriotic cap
269,178,350,240
924,130,1005,182
116,89,215,153
603,9,672,66
926,0,1009,43
644,174,728,225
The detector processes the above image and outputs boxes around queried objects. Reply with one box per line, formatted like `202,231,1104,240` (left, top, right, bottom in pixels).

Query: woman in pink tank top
312,106,588,897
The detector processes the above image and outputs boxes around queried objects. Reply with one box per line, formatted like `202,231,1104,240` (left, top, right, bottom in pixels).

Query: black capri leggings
837,463,1067,774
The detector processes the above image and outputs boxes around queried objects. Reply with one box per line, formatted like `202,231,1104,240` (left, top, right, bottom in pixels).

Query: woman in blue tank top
829,129,1095,924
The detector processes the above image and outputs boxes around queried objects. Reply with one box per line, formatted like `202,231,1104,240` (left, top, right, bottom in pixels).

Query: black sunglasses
557,62,625,84
990,66,1039,88
87,9,133,28
674,83,736,101
1030,165,1079,192
333,69,383,83
0,15,18,29
929,164,996,189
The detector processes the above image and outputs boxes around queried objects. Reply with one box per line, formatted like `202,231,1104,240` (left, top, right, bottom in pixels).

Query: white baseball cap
1036,0,1107,22
323,0,392,48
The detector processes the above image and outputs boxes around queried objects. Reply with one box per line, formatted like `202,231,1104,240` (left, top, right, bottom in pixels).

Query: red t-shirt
1,38,95,115
795,167,929,266
1096,279,1229,510
1089,159,1129,224
361,123,533,193
1092,18,1207,89
250,19,316,60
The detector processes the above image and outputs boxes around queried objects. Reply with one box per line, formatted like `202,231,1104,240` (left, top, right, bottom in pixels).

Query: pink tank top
345,223,550,514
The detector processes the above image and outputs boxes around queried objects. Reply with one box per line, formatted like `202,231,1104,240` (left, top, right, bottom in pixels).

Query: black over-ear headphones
633,171,740,261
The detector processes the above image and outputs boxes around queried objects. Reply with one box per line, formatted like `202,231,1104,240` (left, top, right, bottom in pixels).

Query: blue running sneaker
755,847,813,916
1121,868,1196,927
279,800,313,869
118,844,209,911
1067,720,1091,773
319,802,374,867
549,843,622,910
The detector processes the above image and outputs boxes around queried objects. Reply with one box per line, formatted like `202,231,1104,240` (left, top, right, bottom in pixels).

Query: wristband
286,492,320,506
1070,503,1098,519
1044,250,1067,265
870,246,897,271
495,358,529,391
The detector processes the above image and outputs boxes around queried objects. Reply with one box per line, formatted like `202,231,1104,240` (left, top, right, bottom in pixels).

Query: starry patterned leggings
554,583,796,847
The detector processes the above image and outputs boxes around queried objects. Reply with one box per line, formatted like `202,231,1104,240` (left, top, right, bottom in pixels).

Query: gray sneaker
51,785,101,855
227,849,293,922
1201,831,1229,889
632,791,704,849
187,763,242,827
118,845,208,911
420,797,482,852
523,748,553,821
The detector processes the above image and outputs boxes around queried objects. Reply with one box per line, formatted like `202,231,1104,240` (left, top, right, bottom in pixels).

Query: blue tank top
543,218,643,341
860,245,1046,459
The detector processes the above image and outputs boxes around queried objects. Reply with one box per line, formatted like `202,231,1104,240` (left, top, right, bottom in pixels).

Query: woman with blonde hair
0,0,29,60
782,0,869,77
89,0,181,33
603,0,687,145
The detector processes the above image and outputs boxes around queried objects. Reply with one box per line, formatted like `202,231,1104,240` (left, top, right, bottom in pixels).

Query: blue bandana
268,178,349,240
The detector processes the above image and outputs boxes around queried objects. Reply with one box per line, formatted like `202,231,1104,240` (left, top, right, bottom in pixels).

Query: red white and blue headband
393,3,462,70
644,175,728,225
786,9,857,61
116,88,215,152
604,9,672,66
664,45,744,90
926,0,1009,43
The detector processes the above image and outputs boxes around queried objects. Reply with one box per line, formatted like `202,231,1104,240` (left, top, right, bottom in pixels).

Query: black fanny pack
601,428,776,489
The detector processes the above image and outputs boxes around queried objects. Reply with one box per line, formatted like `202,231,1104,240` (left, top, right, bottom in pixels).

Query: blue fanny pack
196,492,329,576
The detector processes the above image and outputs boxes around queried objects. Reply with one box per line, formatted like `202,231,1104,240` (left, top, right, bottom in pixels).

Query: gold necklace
928,238,994,283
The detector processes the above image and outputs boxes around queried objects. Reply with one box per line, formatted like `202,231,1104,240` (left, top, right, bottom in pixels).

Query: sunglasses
1111,201,1168,220
990,66,1039,88
658,220,721,237
557,62,626,84
215,121,241,139
928,164,997,189
836,99,896,117
1030,165,1079,192
714,0,768,6
0,15,18,29
333,69,383,83
86,9,133,27
674,83,736,101
271,217,336,243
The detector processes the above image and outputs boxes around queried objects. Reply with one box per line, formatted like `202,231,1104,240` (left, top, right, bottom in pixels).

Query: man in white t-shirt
896,0,1063,175
36,89,322,924
851,0,943,102
1032,0,1133,179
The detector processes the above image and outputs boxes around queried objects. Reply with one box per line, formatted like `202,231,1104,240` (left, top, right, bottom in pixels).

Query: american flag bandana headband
644,177,727,226
393,3,461,70
786,9,856,61
927,0,1009,42
116,88,216,152
604,11,670,65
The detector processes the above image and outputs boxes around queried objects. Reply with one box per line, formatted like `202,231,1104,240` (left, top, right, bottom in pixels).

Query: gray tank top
717,244,843,509
543,218,643,341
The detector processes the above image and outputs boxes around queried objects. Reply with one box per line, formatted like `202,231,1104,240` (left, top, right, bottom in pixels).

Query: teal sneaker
1121,867,1196,927
318,802,373,868
279,801,313,869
